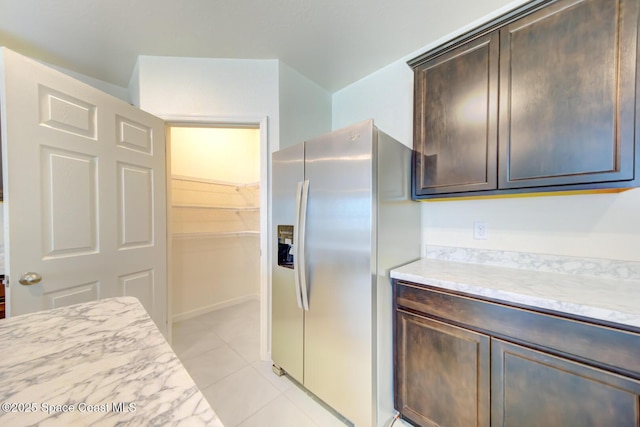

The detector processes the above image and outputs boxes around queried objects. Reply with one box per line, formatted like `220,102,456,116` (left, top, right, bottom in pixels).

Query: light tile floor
171,300,351,427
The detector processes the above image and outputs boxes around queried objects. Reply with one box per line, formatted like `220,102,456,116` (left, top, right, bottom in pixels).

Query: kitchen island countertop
391,257,640,329
0,297,222,426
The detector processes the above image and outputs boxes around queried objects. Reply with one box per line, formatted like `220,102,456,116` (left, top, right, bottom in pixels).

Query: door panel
492,339,640,427
41,147,98,258
116,115,153,154
0,48,167,334
119,269,155,315
499,0,638,188
39,85,97,139
303,120,374,427
118,163,153,248
413,32,499,195
271,143,304,382
395,309,490,427
46,282,99,309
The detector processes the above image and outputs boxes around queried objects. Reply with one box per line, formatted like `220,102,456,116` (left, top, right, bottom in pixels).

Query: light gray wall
333,60,414,148
47,62,130,102
132,55,280,148
279,61,332,149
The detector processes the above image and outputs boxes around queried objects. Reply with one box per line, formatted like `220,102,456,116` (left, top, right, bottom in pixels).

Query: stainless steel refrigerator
271,119,420,426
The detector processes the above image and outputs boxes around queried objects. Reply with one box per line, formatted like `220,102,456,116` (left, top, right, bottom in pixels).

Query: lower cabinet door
491,339,640,427
395,310,490,427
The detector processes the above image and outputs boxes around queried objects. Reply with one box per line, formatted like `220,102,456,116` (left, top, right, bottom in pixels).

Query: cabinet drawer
395,281,640,378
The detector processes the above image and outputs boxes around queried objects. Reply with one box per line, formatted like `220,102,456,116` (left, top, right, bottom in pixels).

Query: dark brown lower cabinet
394,281,640,427
395,310,490,427
492,339,640,427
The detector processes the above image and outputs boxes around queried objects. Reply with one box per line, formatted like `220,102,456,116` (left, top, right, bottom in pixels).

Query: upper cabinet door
499,0,639,189
413,32,499,196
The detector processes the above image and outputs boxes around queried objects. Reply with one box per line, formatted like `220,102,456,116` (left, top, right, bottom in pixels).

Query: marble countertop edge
391,258,640,330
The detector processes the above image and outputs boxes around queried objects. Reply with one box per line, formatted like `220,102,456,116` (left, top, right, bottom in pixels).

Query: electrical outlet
473,221,488,240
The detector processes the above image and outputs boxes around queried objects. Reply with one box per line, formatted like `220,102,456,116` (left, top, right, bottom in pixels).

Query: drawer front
395,281,640,377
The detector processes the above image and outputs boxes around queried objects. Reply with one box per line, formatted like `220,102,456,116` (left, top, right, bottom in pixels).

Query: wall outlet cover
473,221,488,240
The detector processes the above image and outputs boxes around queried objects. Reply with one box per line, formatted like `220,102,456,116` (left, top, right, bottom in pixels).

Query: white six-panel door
0,48,167,334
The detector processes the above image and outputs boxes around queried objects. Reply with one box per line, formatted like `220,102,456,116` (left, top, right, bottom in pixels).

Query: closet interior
169,126,261,322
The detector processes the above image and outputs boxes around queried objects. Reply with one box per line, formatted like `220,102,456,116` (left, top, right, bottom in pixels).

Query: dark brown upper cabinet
499,0,638,188
410,0,640,199
413,32,499,196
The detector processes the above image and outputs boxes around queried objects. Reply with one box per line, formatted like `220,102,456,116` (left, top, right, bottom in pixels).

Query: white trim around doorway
161,114,271,362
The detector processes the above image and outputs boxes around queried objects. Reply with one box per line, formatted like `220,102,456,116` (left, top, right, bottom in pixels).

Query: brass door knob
19,272,42,286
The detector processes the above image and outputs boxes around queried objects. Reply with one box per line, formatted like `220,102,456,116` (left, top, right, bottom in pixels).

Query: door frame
162,115,270,360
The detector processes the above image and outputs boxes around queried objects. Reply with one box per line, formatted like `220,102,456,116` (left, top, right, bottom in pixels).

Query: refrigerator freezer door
272,143,304,383
303,119,375,427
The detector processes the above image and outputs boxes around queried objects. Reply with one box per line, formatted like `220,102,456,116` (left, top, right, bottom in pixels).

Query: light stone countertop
391,257,640,329
0,297,223,426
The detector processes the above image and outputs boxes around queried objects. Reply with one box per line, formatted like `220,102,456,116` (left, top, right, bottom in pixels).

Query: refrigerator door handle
299,180,310,311
293,181,304,309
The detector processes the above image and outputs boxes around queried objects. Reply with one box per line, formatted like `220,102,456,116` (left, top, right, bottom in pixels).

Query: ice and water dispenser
277,225,295,268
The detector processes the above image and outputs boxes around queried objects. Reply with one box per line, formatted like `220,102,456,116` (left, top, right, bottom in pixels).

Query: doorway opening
166,120,268,359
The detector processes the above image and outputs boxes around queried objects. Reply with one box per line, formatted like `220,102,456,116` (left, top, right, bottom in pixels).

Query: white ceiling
0,0,518,92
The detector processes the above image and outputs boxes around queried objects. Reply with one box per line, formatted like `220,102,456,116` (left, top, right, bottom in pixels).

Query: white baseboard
172,294,260,323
